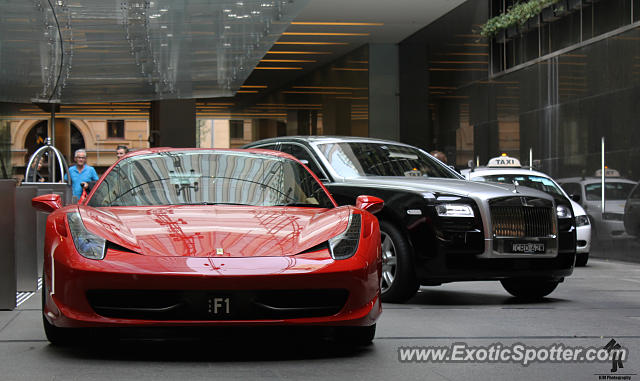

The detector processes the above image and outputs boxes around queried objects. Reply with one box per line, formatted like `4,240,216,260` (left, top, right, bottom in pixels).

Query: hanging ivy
480,0,561,38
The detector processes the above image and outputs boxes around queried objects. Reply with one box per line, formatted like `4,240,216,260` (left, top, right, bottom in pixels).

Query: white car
466,160,591,266
557,173,636,243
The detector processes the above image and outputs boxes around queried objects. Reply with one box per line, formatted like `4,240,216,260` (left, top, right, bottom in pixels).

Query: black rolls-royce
244,136,576,302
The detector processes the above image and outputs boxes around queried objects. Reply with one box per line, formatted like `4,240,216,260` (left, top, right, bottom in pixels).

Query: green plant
480,0,560,38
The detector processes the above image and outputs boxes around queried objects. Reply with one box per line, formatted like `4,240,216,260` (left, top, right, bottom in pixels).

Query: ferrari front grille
86,289,349,321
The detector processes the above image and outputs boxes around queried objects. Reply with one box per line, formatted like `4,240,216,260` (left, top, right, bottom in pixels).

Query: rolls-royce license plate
511,242,545,254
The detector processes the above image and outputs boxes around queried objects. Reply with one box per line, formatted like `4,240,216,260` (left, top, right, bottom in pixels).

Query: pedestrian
65,149,99,199
116,145,129,160
430,150,448,164
25,156,47,183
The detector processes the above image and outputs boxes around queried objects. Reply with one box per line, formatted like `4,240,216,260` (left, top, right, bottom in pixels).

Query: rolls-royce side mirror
32,193,62,213
355,195,384,214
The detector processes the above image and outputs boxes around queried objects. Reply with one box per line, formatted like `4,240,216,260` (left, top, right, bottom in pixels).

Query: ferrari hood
78,205,350,258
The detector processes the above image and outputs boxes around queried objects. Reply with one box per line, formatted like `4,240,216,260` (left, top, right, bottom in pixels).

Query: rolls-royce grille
491,206,555,238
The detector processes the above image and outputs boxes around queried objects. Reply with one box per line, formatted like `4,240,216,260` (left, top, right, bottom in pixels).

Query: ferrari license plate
511,242,545,254
208,297,231,316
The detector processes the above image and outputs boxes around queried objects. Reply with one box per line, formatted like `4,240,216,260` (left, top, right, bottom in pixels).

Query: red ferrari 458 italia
32,148,383,345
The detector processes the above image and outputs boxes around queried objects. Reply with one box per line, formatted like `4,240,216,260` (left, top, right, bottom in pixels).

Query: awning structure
0,0,309,104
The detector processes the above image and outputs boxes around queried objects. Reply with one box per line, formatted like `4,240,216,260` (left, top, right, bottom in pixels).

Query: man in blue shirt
65,149,99,198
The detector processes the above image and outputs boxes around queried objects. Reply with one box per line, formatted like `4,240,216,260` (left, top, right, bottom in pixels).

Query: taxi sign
487,155,521,168
594,168,620,177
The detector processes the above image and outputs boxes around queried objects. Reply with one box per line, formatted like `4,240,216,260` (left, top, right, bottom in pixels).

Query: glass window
88,151,333,208
316,142,461,179
560,183,581,197
584,182,635,201
230,120,244,139
630,183,640,200
107,120,125,138
280,143,327,181
252,144,278,151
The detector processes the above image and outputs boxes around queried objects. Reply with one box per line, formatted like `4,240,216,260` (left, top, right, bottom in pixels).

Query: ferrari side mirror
32,194,62,213
355,195,384,214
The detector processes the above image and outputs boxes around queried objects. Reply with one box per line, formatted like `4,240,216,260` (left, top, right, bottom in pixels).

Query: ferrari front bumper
44,250,381,329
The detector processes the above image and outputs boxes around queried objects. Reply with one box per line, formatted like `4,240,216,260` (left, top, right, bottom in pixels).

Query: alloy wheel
380,231,398,293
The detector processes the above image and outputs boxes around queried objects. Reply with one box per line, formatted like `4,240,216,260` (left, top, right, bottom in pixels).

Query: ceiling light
282,91,352,95
266,50,332,54
332,68,368,71
274,42,348,45
291,22,384,26
254,66,303,70
260,59,316,63
282,32,369,36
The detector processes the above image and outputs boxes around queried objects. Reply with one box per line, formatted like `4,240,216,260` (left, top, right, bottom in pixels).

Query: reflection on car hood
341,176,553,201
78,205,350,258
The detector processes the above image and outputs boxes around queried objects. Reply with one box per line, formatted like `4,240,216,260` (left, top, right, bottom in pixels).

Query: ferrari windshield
315,142,460,179
88,151,334,208
472,174,565,197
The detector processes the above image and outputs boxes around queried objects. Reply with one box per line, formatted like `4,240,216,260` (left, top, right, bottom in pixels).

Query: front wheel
501,278,560,300
42,276,78,346
379,221,419,303
575,252,589,267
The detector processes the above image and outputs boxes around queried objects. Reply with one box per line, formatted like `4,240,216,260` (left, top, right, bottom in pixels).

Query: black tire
575,252,589,267
379,220,419,303
501,278,560,300
335,324,376,346
42,276,77,346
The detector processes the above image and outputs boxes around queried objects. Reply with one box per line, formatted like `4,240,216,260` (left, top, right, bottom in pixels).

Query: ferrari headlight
576,215,590,227
556,205,572,219
436,204,474,218
67,212,106,260
328,213,361,260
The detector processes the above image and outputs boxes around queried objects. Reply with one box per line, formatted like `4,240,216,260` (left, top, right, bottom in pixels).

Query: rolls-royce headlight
576,215,590,226
556,205,572,219
67,212,106,260
436,204,474,218
328,213,361,260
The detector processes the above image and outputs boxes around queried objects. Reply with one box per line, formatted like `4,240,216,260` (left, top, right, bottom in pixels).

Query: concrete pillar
149,99,196,147
399,40,430,150
287,110,314,135
322,100,350,136
213,120,230,148
54,118,70,159
369,44,399,141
